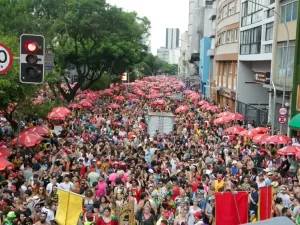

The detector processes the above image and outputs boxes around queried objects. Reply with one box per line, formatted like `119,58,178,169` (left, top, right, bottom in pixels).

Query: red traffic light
25,42,38,53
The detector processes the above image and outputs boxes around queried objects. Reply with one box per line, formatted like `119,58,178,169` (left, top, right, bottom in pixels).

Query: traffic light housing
20,34,45,84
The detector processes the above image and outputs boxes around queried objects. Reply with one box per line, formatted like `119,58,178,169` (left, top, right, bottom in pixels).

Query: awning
289,113,300,130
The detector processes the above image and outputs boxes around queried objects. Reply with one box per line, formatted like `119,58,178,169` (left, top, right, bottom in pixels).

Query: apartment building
213,0,240,111
178,31,189,77
266,0,298,133
166,28,180,49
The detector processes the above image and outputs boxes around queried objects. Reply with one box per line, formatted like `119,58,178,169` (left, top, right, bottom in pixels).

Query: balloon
108,173,118,182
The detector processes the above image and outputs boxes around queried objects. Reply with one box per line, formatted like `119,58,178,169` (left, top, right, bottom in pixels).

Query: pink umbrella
253,127,270,134
68,103,82,109
0,147,11,158
79,99,93,108
228,113,245,121
213,117,231,125
217,111,232,118
113,96,125,101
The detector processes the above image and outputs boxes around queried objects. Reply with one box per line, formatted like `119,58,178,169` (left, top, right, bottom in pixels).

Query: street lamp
247,0,290,134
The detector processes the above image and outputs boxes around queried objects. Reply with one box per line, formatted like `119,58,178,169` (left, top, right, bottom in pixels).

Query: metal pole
247,0,289,134
271,79,276,135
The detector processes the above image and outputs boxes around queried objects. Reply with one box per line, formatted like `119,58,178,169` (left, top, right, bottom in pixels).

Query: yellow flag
55,189,69,225
65,192,83,225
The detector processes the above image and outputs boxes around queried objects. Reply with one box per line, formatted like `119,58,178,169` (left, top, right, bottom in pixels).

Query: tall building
212,0,240,112
157,47,169,63
178,31,189,78
166,28,180,49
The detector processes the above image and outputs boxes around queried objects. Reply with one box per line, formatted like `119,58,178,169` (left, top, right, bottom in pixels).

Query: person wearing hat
193,211,203,225
3,211,17,225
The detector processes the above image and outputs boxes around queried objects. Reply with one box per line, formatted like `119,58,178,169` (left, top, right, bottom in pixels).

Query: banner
258,186,273,221
117,201,135,225
215,192,248,225
55,188,83,225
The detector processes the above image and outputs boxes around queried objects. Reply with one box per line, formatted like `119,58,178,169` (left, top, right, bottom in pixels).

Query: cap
7,211,17,219
194,212,201,218
148,169,154,174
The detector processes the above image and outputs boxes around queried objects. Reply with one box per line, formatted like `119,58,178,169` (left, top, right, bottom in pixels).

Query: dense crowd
0,76,299,225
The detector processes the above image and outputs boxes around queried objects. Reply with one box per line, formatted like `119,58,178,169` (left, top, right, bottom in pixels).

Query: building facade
266,0,298,133
166,28,180,49
213,0,240,112
178,31,189,78
200,37,212,97
157,47,169,63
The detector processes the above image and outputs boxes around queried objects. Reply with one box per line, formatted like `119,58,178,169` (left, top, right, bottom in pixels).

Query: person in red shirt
128,179,141,202
96,207,118,225
171,182,180,201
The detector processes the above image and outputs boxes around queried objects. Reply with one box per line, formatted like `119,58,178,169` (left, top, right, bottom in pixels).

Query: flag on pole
215,192,248,225
55,188,83,225
258,186,273,221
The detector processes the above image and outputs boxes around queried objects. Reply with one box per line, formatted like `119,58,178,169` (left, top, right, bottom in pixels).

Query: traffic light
20,34,45,84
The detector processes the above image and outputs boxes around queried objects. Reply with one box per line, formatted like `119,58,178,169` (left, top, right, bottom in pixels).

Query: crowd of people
0,76,299,225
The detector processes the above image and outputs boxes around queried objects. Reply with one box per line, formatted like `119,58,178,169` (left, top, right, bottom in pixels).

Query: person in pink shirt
96,177,107,200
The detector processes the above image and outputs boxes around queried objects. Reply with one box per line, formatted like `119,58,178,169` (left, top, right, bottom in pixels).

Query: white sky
107,0,189,55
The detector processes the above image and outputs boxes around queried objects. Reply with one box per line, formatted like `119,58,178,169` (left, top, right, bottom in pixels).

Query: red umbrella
152,99,166,106
277,146,300,155
198,100,208,106
175,106,189,113
86,92,98,99
129,98,139,103
78,99,93,108
52,107,71,115
213,117,231,125
225,126,245,134
0,158,14,170
27,126,51,136
47,112,66,120
252,134,271,144
228,113,245,121
267,135,292,144
0,147,11,158
113,96,125,101
68,103,82,109
239,130,258,138
217,111,232,118
107,103,120,109
253,127,270,134
11,131,43,147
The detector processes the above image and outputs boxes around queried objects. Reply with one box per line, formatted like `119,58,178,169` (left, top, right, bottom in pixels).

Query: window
233,63,237,90
267,8,274,18
277,40,295,76
222,32,226,44
281,0,298,23
223,5,228,18
265,44,272,53
223,63,227,88
229,2,235,16
241,0,263,27
228,63,233,89
265,22,273,41
240,26,262,55
227,30,233,42
234,28,239,41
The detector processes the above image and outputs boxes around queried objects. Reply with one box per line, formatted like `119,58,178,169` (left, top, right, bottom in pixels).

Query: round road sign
278,116,287,124
0,43,13,75
279,107,288,116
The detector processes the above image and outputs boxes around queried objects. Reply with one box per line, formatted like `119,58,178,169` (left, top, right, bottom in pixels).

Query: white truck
147,112,174,137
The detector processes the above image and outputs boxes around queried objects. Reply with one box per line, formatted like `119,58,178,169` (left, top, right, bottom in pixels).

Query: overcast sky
107,0,189,55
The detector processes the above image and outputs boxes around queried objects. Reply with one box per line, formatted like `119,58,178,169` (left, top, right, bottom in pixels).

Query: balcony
209,29,216,38
207,49,215,56
208,8,216,20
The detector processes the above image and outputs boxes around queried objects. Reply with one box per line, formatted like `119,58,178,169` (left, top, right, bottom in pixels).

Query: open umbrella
68,103,82,109
252,134,270,144
79,99,93,108
225,126,244,134
266,135,292,145
175,106,189,113
198,100,208,106
239,130,258,138
0,147,11,158
151,99,166,106
47,112,66,120
0,158,14,170
107,103,120,109
228,113,245,121
213,117,231,125
277,146,300,155
27,126,51,136
253,127,270,134
113,96,125,101
52,107,71,115
217,111,232,118
11,131,43,147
